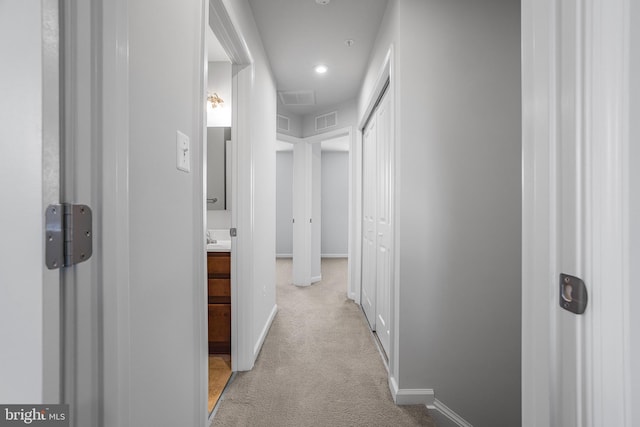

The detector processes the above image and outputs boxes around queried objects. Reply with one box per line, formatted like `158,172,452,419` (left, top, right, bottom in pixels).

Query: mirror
207,127,231,210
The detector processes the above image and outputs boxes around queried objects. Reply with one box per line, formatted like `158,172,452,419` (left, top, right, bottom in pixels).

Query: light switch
176,130,190,173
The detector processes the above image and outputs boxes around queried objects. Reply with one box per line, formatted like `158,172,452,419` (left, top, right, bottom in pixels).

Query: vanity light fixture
314,64,328,74
208,92,224,108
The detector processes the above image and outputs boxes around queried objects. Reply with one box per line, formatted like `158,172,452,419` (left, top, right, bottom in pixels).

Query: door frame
207,0,254,373
354,46,397,381
277,127,355,290
522,0,632,424
99,1,255,426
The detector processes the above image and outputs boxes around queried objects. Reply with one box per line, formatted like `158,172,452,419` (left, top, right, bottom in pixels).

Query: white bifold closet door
361,86,392,356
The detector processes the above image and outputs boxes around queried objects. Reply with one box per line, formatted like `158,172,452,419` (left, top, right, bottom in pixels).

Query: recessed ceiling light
344,39,355,47
314,65,328,74
315,0,330,4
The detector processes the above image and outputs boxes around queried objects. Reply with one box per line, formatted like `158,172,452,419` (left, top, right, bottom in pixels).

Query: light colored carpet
211,258,435,427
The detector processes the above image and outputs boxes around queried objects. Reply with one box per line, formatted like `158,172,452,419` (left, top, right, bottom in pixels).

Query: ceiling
248,0,388,117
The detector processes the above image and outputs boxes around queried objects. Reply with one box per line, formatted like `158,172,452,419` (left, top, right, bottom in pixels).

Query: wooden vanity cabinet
207,252,231,354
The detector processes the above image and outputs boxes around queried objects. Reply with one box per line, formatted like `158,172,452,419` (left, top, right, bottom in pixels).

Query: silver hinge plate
230,228,237,237
46,204,93,269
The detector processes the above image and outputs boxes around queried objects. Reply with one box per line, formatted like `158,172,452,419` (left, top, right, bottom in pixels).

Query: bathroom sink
206,240,231,252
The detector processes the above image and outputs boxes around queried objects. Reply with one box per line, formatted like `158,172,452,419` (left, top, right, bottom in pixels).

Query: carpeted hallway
210,258,435,427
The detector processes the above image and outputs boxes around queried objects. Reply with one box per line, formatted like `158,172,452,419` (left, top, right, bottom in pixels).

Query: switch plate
176,130,191,173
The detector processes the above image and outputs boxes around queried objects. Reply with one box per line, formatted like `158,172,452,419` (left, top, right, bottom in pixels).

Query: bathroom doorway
204,15,232,415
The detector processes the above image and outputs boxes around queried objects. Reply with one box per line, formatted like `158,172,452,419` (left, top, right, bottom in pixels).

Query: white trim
209,0,255,373
388,376,434,405
276,253,293,258
101,0,132,425
208,0,252,66
320,254,348,258
427,400,473,427
276,133,303,144
583,0,631,423
311,275,322,283
522,0,633,424
253,304,278,357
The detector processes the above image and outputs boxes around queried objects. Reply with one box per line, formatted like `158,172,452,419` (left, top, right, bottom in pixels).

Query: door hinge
45,204,93,269
230,227,237,237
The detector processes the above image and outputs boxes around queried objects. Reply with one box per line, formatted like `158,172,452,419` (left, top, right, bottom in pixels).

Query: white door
0,1,62,404
522,0,632,424
361,117,377,328
374,90,392,355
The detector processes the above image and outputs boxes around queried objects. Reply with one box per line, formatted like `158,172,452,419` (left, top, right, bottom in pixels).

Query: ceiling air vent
315,111,338,131
278,90,316,106
277,114,290,132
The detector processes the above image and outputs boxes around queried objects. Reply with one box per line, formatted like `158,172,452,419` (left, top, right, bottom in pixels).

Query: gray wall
631,0,640,423
302,99,357,138
276,151,293,255
127,0,205,424
321,152,349,256
360,0,521,425
276,109,304,138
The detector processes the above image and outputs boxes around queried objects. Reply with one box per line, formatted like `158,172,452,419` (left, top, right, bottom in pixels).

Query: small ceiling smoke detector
344,39,355,47
314,64,328,74
315,0,330,5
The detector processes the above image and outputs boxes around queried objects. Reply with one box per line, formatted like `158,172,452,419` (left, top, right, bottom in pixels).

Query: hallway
211,259,434,426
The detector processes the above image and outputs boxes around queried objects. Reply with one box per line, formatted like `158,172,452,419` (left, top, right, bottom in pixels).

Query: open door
0,0,63,405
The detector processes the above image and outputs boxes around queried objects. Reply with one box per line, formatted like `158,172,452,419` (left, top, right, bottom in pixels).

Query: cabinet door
207,253,230,276
208,304,231,353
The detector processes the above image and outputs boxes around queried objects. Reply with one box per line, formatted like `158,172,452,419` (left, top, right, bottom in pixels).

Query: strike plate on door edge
559,273,588,315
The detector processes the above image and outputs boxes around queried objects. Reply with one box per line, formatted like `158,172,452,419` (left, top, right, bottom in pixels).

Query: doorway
275,132,352,291
204,21,233,414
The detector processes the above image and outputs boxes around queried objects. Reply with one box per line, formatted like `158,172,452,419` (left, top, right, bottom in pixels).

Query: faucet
206,231,217,244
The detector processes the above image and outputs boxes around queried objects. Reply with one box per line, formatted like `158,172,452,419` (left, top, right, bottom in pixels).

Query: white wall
207,61,232,127
630,0,640,423
302,99,357,138
223,0,278,360
207,210,232,230
127,0,205,425
276,151,294,256
321,152,349,256
311,143,321,279
359,0,521,425
0,1,44,403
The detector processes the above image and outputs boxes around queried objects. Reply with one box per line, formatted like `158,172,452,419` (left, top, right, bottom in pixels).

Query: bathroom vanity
207,249,231,354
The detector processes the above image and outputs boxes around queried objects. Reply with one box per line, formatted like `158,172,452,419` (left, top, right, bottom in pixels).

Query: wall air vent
278,90,316,106
315,111,338,131
277,114,290,132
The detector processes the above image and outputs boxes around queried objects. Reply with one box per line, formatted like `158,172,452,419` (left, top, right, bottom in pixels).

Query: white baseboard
388,377,472,426
311,275,322,283
253,304,278,358
321,253,348,258
427,399,473,427
276,253,292,258
389,376,435,405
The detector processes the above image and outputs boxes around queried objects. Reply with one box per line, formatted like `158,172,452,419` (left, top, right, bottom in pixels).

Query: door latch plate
559,273,588,315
